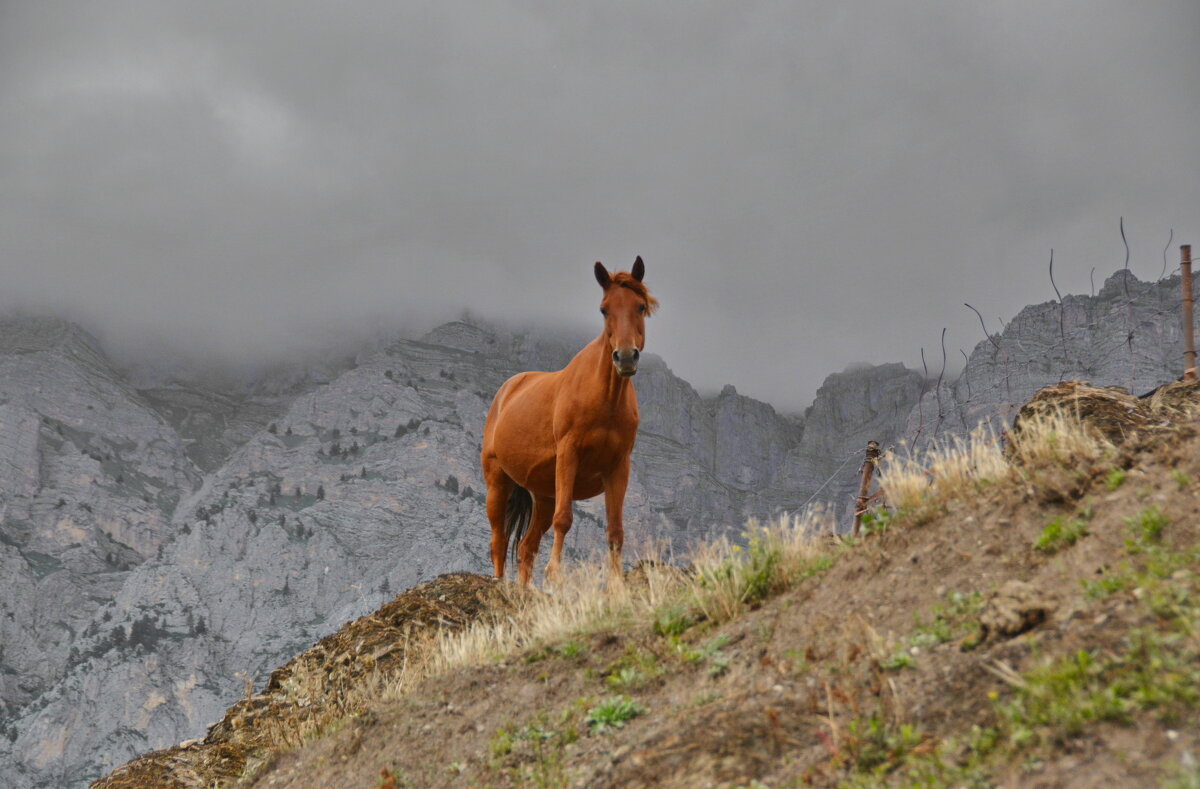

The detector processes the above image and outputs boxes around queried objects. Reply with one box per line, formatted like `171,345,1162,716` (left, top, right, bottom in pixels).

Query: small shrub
604,666,643,691
1034,515,1089,554
858,508,895,536
1105,467,1127,490
585,696,645,733
652,604,699,637
1125,505,1167,547
556,640,582,659
489,727,514,758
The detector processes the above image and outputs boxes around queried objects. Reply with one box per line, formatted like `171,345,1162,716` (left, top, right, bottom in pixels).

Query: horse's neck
565,335,632,406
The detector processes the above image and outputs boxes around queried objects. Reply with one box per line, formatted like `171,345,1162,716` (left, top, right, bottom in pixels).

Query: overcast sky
2,2,1198,411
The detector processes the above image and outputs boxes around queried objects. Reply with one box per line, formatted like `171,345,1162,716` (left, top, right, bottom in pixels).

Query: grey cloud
1,1,1197,410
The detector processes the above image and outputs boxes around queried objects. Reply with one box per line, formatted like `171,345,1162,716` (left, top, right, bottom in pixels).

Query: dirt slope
97,382,1200,788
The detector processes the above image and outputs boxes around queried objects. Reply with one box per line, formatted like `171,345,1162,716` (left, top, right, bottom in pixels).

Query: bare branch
1049,249,1067,370
912,347,928,447
1120,216,1135,386
934,327,947,439
1161,228,1174,280
964,302,1011,403
959,349,971,399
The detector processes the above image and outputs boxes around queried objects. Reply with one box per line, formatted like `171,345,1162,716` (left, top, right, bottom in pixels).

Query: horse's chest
576,423,634,461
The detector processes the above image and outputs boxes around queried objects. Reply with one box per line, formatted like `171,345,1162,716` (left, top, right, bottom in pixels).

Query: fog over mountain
2,2,1198,410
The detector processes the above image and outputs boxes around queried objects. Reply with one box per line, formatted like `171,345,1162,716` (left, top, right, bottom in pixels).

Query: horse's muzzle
612,348,639,377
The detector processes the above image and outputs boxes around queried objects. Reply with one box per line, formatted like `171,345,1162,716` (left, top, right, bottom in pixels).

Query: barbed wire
798,446,864,510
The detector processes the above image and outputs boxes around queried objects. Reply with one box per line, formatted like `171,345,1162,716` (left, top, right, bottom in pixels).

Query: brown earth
95,381,1200,788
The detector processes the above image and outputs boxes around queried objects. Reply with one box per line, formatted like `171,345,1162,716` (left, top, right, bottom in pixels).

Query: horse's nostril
632,349,639,360
612,350,620,362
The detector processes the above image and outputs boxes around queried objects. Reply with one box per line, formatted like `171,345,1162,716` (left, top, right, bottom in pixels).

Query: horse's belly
571,475,604,500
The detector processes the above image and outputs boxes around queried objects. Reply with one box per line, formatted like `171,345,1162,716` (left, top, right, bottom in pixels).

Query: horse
481,257,658,586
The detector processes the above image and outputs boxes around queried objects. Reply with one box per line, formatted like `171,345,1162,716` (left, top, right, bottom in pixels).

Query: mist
2,2,1197,411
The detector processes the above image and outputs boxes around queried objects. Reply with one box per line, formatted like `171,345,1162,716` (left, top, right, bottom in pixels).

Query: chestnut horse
482,257,658,586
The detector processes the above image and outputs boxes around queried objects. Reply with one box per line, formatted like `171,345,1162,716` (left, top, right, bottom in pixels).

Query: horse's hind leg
484,462,515,579
517,495,553,586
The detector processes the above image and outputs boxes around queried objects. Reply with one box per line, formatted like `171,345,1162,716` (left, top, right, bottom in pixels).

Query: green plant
859,507,895,536
585,695,646,733
674,633,730,678
489,727,515,758
842,715,927,775
1034,515,1089,554
1125,505,1168,548
907,588,985,647
1171,469,1192,490
602,645,660,691
556,640,582,659
604,666,643,691
652,604,700,638
883,651,915,671
1105,467,1128,490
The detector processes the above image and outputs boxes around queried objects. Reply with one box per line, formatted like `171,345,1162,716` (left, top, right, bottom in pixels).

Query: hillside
0,315,909,788
1,266,1194,787
95,379,1200,787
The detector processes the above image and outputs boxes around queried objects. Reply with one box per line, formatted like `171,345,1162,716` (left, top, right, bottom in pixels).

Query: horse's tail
505,485,533,565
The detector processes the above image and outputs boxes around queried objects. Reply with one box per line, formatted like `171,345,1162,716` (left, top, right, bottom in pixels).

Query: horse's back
487,370,555,423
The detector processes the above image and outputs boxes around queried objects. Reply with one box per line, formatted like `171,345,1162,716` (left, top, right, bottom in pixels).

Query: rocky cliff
903,270,1197,446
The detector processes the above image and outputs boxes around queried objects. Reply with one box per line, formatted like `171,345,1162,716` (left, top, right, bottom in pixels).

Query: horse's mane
611,272,659,316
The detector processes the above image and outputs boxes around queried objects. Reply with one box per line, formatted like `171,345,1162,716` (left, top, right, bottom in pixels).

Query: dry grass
686,510,836,623
878,410,1114,520
879,424,1008,516
419,559,672,685
391,509,837,697
246,415,1104,769
1006,406,1116,469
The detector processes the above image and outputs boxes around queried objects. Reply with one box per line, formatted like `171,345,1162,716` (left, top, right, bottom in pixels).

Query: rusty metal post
851,440,881,537
1182,245,1197,381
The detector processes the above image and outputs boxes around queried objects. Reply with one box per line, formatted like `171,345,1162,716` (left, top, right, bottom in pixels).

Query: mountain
904,269,1196,445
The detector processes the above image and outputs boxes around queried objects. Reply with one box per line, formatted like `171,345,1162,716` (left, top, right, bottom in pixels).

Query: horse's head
594,257,657,377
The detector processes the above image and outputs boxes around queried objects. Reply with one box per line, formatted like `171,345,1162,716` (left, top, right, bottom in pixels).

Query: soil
95,383,1200,788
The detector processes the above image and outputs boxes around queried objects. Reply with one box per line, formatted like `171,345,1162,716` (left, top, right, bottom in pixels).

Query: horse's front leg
543,443,579,586
603,455,630,588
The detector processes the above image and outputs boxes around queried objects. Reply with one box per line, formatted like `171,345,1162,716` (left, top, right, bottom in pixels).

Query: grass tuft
585,695,645,733
1034,514,1089,554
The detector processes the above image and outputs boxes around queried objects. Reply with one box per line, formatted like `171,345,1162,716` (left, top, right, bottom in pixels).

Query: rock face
903,270,1198,447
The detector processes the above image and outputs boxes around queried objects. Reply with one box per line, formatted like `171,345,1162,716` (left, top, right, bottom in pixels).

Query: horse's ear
594,261,611,288
631,256,645,282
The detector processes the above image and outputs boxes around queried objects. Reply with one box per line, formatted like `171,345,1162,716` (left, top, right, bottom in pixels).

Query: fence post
1182,245,1196,381
852,440,881,538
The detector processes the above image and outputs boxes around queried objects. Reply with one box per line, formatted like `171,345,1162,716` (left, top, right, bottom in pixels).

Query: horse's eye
637,304,646,314
600,308,608,317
